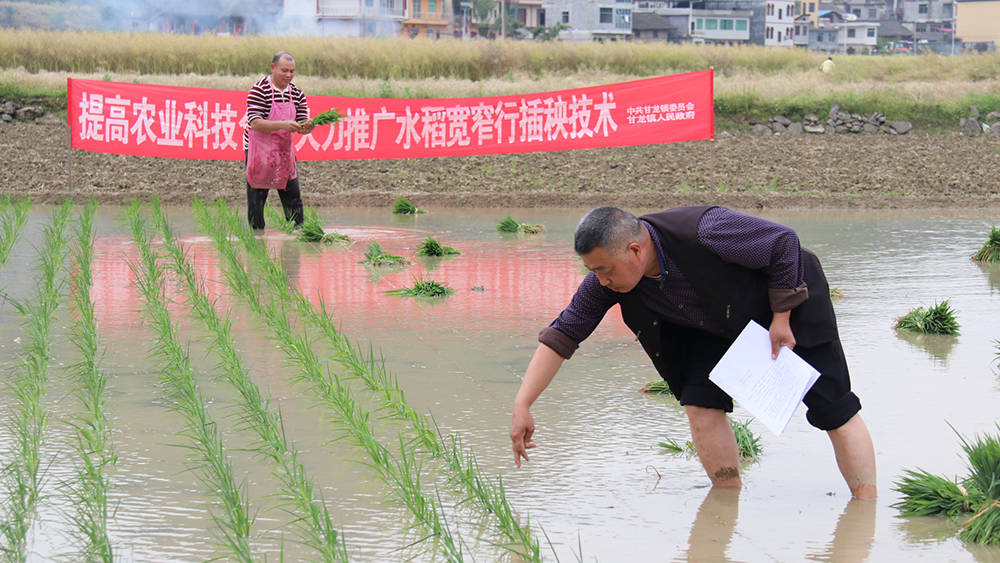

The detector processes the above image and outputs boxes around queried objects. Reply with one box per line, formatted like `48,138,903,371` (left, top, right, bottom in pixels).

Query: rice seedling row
146,199,348,562
124,202,255,562
63,200,116,562
0,201,72,561
193,200,467,561
207,201,541,560
0,198,31,265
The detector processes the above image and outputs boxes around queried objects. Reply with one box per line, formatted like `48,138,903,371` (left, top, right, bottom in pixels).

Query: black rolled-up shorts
658,323,861,431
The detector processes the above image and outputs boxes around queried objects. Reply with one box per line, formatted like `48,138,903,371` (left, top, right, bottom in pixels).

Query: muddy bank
4,120,999,209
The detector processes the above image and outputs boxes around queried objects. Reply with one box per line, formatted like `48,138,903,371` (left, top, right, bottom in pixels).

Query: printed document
708,321,820,435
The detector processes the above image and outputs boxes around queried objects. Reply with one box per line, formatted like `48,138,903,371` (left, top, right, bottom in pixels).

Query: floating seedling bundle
416,237,460,257
972,226,1000,263
895,300,960,336
497,215,544,234
386,278,454,298
894,425,1000,545
298,208,350,243
360,241,409,266
392,197,425,215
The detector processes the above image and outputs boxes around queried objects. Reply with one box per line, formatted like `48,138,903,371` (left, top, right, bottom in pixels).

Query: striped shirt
243,76,310,150
539,207,806,359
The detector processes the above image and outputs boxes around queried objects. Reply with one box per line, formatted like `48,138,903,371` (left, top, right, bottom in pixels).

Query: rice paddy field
1,200,1000,561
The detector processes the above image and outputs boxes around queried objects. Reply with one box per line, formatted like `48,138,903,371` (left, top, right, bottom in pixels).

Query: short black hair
574,207,642,255
272,51,295,64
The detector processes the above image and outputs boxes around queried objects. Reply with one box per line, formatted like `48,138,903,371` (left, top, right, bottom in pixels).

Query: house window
918,3,928,14
615,8,631,28
696,18,703,30
766,3,774,16
766,25,772,39
599,7,612,23
867,27,875,37
428,0,436,12
778,30,782,41
561,10,569,23
720,19,733,30
808,2,815,11
539,9,545,25
915,23,926,32
847,28,855,38
517,7,526,23
365,0,374,6
735,19,747,30
705,18,718,30
942,3,952,16
851,8,860,17
868,8,876,18
778,7,783,18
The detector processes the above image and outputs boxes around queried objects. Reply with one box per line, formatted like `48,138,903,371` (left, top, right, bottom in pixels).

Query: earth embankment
4,120,999,209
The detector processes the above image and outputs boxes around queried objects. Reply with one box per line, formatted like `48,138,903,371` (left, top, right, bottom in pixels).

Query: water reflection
977,261,1000,294
894,328,959,364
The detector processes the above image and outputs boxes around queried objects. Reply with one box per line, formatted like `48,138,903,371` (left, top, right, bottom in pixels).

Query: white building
765,0,796,47
542,0,633,41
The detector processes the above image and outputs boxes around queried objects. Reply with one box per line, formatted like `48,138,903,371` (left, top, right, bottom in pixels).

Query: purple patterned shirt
539,207,806,359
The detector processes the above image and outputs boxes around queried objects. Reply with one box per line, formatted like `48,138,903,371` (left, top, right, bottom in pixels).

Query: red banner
68,71,713,161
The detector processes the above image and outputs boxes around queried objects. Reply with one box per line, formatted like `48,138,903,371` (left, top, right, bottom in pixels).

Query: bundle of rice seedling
497,215,520,233
972,226,1000,263
297,209,350,243
895,300,960,336
385,278,454,298
264,206,296,234
830,287,844,300
639,380,671,394
416,236,460,257
520,223,545,234
310,108,341,125
894,425,1000,545
658,417,762,461
392,198,425,215
360,241,409,266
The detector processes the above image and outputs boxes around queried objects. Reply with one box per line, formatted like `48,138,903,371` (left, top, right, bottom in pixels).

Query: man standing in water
509,206,877,499
243,51,314,230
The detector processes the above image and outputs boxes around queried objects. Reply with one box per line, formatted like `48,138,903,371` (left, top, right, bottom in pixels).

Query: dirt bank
4,120,1000,209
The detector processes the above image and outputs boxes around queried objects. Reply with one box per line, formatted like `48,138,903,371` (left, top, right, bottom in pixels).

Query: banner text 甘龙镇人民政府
67,70,713,161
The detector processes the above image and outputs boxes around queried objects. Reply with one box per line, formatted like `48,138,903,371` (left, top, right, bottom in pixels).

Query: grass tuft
298,208,351,243
416,237,460,257
895,300,960,335
265,206,297,234
497,215,520,233
972,226,1000,263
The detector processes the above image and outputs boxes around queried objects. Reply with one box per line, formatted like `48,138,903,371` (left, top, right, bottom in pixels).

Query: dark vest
619,206,839,384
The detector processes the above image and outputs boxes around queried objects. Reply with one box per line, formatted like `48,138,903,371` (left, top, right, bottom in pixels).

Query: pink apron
246,91,298,190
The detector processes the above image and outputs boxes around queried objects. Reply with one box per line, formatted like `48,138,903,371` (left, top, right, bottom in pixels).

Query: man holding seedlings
509,206,877,499
243,51,314,230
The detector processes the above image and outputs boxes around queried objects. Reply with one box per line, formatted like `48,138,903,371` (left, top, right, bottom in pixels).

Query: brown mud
5,121,1000,209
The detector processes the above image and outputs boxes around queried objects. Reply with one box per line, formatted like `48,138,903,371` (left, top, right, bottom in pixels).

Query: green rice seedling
150,200,347,562
392,197,425,215
0,201,72,561
959,429,1000,501
993,338,1000,369
125,202,255,562
64,200,116,562
361,241,409,266
204,200,541,561
416,237,460,257
194,203,465,562
310,108,341,126
385,278,454,298
961,501,1000,545
497,215,520,233
639,380,671,394
519,223,545,234
895,300,960,336
0,197,31,265
659,417,762,461
830,287,844,300
893,469,977,517
298,208,350,243
972,226,1000,263
265,206,297,234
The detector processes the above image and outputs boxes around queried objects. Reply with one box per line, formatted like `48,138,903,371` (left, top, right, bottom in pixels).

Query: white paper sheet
708,320,820,436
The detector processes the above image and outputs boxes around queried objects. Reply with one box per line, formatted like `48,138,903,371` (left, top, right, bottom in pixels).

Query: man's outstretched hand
510,406,536,468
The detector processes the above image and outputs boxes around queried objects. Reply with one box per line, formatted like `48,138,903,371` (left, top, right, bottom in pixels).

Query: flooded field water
1,204,999,562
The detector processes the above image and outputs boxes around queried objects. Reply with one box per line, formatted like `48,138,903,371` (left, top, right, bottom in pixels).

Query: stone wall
740,103,1000,137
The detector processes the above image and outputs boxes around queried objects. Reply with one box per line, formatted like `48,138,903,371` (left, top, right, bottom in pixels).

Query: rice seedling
0,197,31,265
310,108,341,126
361,241,409,266
829,287,844,300
124,202,255,562
392,198,425,215
298,208,350,244
193,202,466,562
63,200,116,562
201,200,541,561
639,380,671,394
416,237,460,257
497,215,545,234
659,417,763,461
971,226,1000,263
0,201,72,561
148,200,348,562
385,278,454,298
895,300,960,336
893,425,1000,545
264,206,297,235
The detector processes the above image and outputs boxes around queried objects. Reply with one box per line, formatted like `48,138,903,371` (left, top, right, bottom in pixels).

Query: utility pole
500,0,505,38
